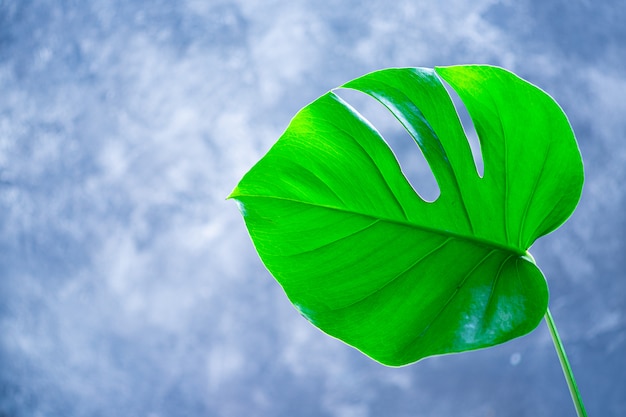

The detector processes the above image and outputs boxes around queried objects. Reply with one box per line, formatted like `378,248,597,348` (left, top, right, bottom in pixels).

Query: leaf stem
544,308,588,417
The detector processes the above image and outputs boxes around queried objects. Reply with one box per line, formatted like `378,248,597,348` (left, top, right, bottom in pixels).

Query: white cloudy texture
1,0,625,416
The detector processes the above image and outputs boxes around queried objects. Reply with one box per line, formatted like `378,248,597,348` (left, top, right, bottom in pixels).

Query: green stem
545,308,588,417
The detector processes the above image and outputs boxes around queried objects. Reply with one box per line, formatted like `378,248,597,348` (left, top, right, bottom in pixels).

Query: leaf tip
226,183,241,201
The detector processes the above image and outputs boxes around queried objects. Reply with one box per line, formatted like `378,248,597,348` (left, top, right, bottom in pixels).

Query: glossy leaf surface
229,65,583,366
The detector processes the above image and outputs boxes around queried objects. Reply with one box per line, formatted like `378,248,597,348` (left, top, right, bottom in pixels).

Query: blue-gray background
1,1,624,416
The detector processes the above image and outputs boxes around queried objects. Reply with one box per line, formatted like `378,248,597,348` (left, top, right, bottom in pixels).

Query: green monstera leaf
229,65,584,366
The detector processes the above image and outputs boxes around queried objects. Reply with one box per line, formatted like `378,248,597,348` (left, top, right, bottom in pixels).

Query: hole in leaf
336,88,440,202
440,81,484,178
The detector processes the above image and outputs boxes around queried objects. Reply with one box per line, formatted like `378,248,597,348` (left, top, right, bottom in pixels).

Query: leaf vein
236,194,526,256
408,249,498,349
325,236,453,312
328,93,410,220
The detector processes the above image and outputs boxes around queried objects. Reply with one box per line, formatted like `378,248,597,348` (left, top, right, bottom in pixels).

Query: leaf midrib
233,193,528,257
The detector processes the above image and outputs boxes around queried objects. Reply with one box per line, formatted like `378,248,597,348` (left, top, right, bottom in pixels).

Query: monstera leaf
229,65,583,366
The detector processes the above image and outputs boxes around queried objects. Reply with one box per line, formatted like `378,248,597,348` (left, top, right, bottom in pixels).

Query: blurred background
1,0,624,416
